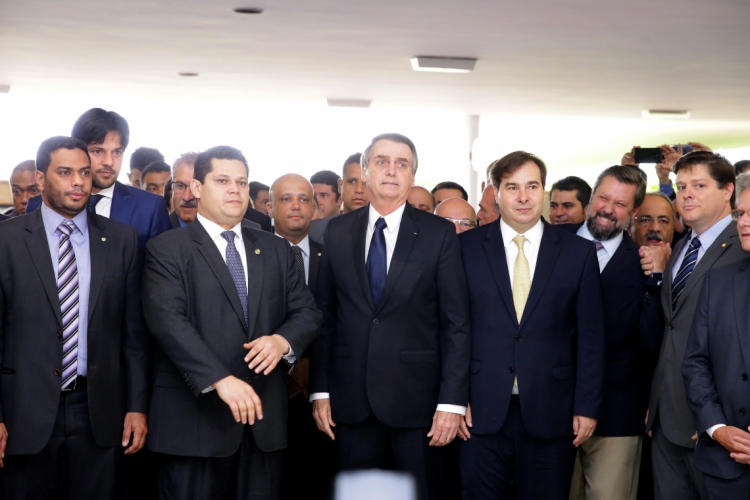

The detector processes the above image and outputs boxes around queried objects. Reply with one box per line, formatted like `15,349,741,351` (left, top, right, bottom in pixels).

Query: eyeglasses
444,218,476,230
634,215,672,227
731,209,748,221
171,181,189,193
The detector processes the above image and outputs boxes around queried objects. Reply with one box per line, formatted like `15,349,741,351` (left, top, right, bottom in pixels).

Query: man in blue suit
27,108,171,250
458,151,606,500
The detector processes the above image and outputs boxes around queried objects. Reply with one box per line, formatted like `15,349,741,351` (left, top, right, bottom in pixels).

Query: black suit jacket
310,203,471,428
142,219,322,456
459,220,606,439
0,210,150,454
683,257,750,480
0,213,9,222
244,207,273,233
308,239,322,300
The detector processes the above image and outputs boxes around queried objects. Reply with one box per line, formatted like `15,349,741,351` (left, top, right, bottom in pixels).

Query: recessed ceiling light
178,72,199,77
642,109,690,120
411,56,476,73
234,7,264,14
327,99,371,108
0,85,10,93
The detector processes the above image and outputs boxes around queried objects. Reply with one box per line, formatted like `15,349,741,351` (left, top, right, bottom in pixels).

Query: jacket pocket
553,365,575,380
333,345,352,358
400,350,437,364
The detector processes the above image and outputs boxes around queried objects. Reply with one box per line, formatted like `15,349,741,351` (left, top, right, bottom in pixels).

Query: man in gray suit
682,185,750,499
640,151,748,499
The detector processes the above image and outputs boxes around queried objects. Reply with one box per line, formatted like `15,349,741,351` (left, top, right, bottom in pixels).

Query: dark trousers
2,386,121,500
651,419,706,500
459,395,577,500
157,424,283,500
336,413,443,500
704,469,750,500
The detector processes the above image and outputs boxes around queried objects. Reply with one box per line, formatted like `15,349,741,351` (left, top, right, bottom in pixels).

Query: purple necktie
58,220,79,389
594,240,604,252
221,231,248,326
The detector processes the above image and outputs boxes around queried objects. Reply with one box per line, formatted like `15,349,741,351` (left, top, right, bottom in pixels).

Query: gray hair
643,191,675,221
361,133,418,174
172,151,200,178
736,173,750,205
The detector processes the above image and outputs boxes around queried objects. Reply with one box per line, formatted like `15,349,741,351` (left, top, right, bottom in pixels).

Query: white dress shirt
93,183,116,218
277,233,310,285
311,202,465,416
576,223,623,272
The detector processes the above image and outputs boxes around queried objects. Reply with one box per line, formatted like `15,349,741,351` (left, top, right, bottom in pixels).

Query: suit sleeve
573,244,606,418
435,226,471,406
123,229,151,413
0,259,6,422
310,225,337,394
638,275,665,352
141,238,233,396
682,272,727,436
149,198,172,240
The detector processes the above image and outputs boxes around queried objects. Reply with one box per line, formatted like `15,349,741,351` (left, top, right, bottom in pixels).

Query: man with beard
562,166,664,500
27,108,171,250
632,192,676,247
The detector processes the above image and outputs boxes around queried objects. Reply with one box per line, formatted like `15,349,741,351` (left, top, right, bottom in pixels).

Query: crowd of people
1,107,750,500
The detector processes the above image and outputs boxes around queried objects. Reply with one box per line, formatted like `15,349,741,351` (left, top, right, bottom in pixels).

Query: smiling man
632,192,676,247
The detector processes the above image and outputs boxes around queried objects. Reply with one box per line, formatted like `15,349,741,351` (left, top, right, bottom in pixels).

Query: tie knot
88,194,104,208
292,245,302,256
221,230,237,244
689,236,702,249
375,217,387,231
512,235,526,250
58,220,77,236
594,240,605,251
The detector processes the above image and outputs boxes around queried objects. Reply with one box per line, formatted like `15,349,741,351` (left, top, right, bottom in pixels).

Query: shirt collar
368,202,406,234
197,213,242,242
690,213,733,248
576,221,623,256
276,233,310,257
96,183,116,199
40,201,88,237
500,217,544,248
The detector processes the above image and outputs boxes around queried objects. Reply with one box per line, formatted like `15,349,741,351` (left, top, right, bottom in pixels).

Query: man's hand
713,426,750,454
0,423,7,467
622,147,640,166
427,411,461,447
573,415,597,447
122,412,148,455
288,358,310,399
639,243,671,275
688,142,712,152
730,427,750,464
244,334,290,375
214,375,263,424
312,398,336,440
658,144,683,173
458,404,472,441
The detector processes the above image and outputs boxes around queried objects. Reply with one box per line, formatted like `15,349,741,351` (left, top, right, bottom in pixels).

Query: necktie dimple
87,194,104,214
594,240,604,252
221,231,248,326
366,217,388,309
671,236,701,311
58,220,80,389
292,245,306,284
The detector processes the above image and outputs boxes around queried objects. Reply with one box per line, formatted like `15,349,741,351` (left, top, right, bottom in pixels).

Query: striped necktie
671,236,701,310
58,220,80,389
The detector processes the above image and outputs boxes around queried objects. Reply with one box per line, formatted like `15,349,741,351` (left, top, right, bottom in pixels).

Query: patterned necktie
512,235,531,323
671,235,701,310
594,240,604,251
292,245,306,284
58,220,80,389
221,231,248,326
366,217,388,309
87,194,104,214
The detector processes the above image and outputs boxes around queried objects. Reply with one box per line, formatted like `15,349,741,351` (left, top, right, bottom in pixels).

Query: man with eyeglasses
632,192,676,247
169,152,200,228
435,197,477,234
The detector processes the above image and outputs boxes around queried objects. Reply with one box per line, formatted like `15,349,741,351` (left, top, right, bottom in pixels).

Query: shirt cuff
202,386,215,394
659,183,675,198
707,424,726,439
436,404,466,416
309,392,330,402
282,342,296,364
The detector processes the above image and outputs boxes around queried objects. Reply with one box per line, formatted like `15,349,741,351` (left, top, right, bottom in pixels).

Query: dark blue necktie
671,235,701,310
221,231,248,326
87,194,104,214
366,217,388,308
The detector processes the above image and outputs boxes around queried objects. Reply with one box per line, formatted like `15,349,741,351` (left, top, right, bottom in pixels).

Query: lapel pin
318,252,322,257
414,232,417,235
101,237,106,242
722,243,727,248
255,248,261,254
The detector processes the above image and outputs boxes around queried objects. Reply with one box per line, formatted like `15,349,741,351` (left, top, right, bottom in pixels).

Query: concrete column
467,115,480,206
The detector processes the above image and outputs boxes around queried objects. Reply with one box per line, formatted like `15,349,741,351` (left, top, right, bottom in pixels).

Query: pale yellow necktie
512,235,531,324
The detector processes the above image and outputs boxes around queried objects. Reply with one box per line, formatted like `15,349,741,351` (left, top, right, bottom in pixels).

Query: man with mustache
632,192,676,247
562,166,664,500
169,152,200,228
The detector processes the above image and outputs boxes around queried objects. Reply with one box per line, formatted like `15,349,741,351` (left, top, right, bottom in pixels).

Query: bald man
436,197,478,234
407,186,436,213
477,185,499,226
6,160,38,217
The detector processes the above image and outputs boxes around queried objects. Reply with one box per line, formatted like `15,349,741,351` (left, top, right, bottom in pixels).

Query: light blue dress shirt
670,214,733,277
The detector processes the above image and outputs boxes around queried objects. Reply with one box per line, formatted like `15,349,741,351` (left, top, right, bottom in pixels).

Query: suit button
668,324,673,330
515,334,521,341
740,408,747,416
53,369,61,376
743,374,748,381
56,330,62,338
508,367,515,373
373,318,378,325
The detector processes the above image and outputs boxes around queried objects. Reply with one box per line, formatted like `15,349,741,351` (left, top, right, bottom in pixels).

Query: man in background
477,185,499,226
250,181,270,215
128,147,164,189
169,152,200,229
140,160,171,197
432,181,468,205
632,192,676,247
340,153,368,214
311,170,342,219
5,160,37,217
407,186,436,213
549,176,590,225
435,198,477,234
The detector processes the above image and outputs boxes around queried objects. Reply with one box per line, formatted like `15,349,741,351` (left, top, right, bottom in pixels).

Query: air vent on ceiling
410,56,476,73
642,109,691,120
327,99,372,108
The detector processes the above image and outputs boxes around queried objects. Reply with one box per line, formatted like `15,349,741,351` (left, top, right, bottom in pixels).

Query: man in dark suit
141,146,322,499
457,151,606,500
639,151,747,500
0,136,150,499
310,133,471,500
0,213,9,222
244,205,273,232
560,166,663,500
26,108,171,250
682,186,750,499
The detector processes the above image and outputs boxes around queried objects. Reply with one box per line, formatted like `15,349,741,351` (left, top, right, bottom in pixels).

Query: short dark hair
361,133,419,174
489,151,547,189
431,181,468,201
11,159,35,174
673,151,736,209
140,161,171,183
343,153,362,178
130,147,164,173
193,146,249,183
550,176,592,207
71,108,130,149
592,165,647,209
734,160,750,176
249,181,270,200
36,136,90,174
310,170,341,200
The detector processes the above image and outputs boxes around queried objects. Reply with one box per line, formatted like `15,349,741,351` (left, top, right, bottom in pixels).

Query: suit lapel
308,240,322,294
24,211,63,327
662,234,688,320
519,222,561,328
111,182,134,226
734,260,750,374
87,215,110,319
481,222,517,323
242,222,262,334
601,232,636,280
352,208,375,311
377,205,418,314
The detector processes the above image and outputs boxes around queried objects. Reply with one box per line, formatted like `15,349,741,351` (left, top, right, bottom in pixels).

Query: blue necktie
671,235,701,310
221,231,248,326
366,217,388,309
87,194,104,214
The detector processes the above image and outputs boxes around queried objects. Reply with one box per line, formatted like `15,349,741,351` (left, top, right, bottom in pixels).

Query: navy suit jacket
683,257,750,480
459,219,606,439
0,213,9,222
27,181,171,250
